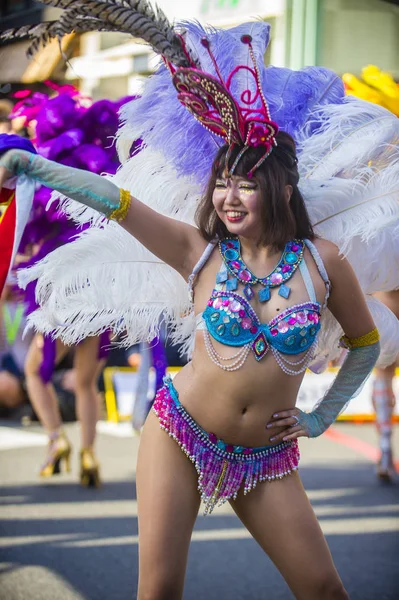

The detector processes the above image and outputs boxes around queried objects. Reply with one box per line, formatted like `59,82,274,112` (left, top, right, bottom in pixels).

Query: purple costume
13,84,131,381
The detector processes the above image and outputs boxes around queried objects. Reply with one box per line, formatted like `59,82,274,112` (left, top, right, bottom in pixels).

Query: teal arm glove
0,148,129,219
297,341,380,437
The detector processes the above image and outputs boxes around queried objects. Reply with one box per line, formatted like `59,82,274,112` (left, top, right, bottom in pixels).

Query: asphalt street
0,420,398,600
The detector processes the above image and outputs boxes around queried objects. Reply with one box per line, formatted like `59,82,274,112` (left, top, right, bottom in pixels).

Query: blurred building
64,0,399,100
0,0,398,97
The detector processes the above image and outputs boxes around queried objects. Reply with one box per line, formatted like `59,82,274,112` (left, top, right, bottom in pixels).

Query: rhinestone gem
300,337,308,347
231,261,241,270
288,317,297,326
229,300,241,313
310,326,316,336
299,329,307,337
216,324,225,336
216,270,228,284
224,249,239,260
258,286,271,302
270,272,283,285
225,278,238,291
285,335,296,346
296,311,307,324
213,298,222,309
231,323,240,336
277,321,289,333
239,269,252,282
243,285,254,300
285,252,298,264
270,328,278,337
223,316,230,324
282,265,292,274
278,284,291,299
250,325,258,334
241,317,252,330
252,332,268,360
210,312,220,323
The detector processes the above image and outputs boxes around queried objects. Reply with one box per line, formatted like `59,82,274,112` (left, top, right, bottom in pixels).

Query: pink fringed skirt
152,376,300,515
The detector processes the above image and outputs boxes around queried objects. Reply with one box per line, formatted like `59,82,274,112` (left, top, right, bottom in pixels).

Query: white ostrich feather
18,148,201,350
298,97,399,298
310,295,399,373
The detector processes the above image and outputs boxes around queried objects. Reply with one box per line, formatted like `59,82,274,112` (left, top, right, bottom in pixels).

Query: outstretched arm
0,142,205,280
267,240,380,440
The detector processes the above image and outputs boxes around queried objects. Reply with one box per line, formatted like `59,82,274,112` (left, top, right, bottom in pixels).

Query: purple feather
120,21,345,186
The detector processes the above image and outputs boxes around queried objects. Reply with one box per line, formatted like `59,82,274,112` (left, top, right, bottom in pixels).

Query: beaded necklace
218,238,304,301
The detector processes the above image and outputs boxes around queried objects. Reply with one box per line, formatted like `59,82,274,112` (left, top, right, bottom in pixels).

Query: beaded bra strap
188,241,217,302
304,239,331,308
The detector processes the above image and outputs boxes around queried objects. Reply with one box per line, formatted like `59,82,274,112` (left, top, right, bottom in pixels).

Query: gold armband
109,188,131,222
340,327,380,349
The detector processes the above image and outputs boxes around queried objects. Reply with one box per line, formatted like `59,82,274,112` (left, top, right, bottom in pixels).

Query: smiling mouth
225,211,246,222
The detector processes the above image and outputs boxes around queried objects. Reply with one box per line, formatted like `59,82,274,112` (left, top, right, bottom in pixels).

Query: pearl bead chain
204,330,250,371
271,346,314,376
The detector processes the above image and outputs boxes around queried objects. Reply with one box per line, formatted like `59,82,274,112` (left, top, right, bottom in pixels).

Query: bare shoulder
312,237,341,264
311,237,346,279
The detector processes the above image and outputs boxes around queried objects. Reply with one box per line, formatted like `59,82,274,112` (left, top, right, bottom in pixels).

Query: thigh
24,334,68,376
230,471,345,600
74,337,104,385
136,410,201,600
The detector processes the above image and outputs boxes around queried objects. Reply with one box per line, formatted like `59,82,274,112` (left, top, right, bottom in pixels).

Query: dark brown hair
195,131,314,251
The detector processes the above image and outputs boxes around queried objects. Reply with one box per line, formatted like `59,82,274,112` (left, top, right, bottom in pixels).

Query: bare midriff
172,331,306,448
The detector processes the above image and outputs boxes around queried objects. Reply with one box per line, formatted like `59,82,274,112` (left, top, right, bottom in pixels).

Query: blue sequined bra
190,238,330,374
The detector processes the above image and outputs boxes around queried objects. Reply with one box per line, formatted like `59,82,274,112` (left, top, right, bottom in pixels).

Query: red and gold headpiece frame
166,34,279,179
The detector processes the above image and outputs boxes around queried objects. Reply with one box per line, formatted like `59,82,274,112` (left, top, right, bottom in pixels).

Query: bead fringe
153,385,300,515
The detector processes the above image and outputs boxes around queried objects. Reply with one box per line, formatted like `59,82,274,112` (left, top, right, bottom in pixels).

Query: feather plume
310,296,399,373
297,97,399,294
18,148,201,351
117,21,345,184
0,0,195,67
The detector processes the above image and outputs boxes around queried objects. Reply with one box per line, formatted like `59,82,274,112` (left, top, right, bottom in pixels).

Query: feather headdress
8,16,398,368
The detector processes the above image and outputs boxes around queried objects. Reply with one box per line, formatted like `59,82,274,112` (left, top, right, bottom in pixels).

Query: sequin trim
341,328,380,349
109,188,131,222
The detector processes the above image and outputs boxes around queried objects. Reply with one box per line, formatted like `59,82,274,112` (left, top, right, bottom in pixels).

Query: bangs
215,144,270,179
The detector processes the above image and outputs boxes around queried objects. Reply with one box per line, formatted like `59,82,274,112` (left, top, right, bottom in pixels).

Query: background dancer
342,65,399,481
372,290,398,481
6,84,131,486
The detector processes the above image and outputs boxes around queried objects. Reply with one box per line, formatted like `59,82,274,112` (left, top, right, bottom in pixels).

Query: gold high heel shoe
80,447,101,488
40,429,71,477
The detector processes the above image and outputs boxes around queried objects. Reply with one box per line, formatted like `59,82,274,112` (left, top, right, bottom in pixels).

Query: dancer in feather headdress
4,83,133,487
0,2,398,597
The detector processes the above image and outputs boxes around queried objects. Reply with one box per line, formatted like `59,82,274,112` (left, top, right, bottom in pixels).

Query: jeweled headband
0,0,279,176
167,34,279,178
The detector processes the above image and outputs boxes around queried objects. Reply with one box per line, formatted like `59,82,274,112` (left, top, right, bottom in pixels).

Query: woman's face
212,174,263,240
